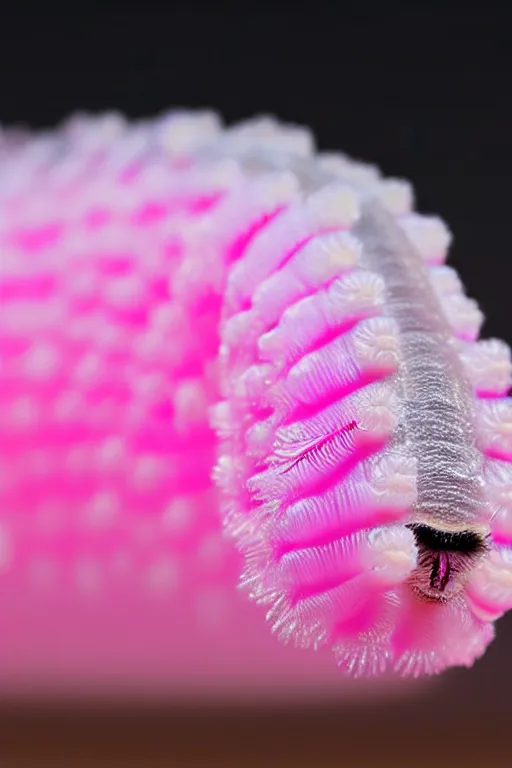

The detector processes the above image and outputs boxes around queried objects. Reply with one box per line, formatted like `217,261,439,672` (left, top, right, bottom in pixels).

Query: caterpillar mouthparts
1,110,511,682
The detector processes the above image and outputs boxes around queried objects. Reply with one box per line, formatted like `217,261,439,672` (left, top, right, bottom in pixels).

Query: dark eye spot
406,524,487,556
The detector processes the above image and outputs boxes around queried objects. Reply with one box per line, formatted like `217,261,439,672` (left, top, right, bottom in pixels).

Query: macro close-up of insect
0,2,511,766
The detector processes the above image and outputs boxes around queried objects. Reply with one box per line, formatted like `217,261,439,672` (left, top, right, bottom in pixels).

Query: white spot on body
9,396,38,432
97,436,126,473
132,455,164,492
73,353,103,387
162,496,194,533
54,390,83,422
24,343,59,381
104,275,142,309
146,555,179,594
173,379,209,432
84,490,119,528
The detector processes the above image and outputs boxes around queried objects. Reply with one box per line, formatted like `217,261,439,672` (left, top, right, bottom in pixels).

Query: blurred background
0,1,511,765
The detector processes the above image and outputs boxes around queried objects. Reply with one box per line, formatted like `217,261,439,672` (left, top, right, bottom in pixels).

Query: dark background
1,1,511,765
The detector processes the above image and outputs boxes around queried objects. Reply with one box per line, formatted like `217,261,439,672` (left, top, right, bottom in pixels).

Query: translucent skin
1,111,512,689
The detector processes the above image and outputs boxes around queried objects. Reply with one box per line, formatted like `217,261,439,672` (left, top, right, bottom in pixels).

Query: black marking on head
430,552,440,586
406,524,488,556
406,524,489,601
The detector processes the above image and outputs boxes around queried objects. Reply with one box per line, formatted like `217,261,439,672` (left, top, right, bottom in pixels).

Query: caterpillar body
1,110,511,680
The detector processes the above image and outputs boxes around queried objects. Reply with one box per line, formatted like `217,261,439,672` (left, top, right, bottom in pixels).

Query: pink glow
2,110,508,692
0,115,401,701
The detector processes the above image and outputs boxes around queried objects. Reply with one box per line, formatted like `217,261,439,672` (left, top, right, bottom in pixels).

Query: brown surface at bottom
0,701,506,768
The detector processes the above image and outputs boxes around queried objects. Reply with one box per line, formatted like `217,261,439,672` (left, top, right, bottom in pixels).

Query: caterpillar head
406,523,490,602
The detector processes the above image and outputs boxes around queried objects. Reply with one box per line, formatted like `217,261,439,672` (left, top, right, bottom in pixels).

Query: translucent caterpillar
1,110,511,685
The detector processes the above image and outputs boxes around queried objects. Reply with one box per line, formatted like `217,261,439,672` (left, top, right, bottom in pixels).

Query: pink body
0,110,511,691
0,112,360,698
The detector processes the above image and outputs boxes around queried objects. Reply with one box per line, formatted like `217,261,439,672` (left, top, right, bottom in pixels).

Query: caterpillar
1,109,511,683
